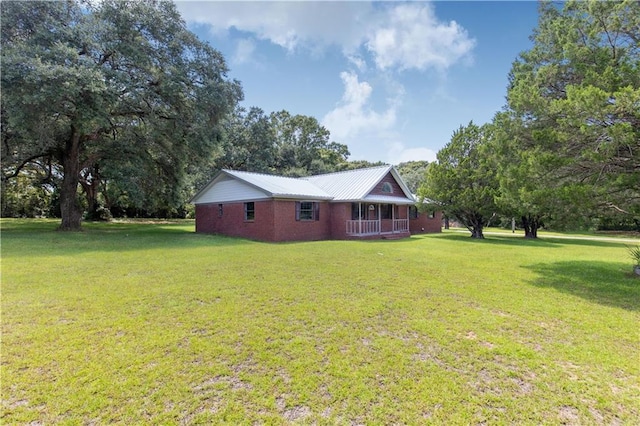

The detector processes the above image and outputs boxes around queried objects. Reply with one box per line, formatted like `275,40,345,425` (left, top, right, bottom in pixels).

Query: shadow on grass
525,261,640,311
0,219,251,258
426,232,561,248
429,231,632,249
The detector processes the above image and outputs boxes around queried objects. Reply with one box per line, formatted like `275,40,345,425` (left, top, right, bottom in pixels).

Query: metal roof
223,170,333,200
303,165,388,200
191,165,417,204
305,165,415,202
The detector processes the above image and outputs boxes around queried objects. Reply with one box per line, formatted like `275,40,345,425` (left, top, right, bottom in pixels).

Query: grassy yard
2,219,639,424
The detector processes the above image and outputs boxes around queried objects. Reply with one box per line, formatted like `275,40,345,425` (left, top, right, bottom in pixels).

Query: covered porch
345,201,411,238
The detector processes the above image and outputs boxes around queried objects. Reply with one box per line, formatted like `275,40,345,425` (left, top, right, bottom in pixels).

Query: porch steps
380,232,409,240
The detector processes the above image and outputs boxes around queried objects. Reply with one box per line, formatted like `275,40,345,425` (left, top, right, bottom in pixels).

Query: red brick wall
196,200,333,242
328,203,351,239
195,200,276,241
410,209,442,234
195,204,218,233
272,200,331,241
196,199,442,241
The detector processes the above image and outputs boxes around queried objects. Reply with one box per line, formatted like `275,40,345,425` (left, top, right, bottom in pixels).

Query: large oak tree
1,0,242,229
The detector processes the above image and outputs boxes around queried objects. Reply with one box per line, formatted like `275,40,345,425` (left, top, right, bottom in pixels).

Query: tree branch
2,153,53,181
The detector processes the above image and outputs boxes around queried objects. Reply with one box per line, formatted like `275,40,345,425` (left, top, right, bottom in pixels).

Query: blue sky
175,1,540,165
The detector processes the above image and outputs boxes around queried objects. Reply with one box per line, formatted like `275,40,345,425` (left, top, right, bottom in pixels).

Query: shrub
629,245,640,266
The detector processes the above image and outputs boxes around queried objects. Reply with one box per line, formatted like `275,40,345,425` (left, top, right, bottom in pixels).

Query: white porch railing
393,219,409,233
346,220,380,235
346,219,409,236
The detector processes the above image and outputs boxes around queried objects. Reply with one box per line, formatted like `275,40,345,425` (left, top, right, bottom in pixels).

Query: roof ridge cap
225,169,305,181
306,164,391,179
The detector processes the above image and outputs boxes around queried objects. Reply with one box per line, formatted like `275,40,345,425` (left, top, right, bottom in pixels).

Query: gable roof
224,169,333,199
304,165,414,201
190,170,332,204
190,165,416,204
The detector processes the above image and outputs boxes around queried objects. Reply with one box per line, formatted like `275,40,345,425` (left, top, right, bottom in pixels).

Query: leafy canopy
1,0,242,228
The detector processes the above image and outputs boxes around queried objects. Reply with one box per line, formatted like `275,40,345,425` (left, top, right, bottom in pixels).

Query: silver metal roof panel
224,170,333,199
304,165,393,200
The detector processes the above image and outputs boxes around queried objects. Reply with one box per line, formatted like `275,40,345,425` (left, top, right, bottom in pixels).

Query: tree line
419,0,639,237
2,1,638,235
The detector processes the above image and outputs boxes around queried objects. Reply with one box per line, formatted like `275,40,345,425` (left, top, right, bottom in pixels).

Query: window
381,204,393,219
296,201,319,221
428,210,435,219
381,182,393,193
218,204,223,217
409,206,419,219
244,202,255,221
351,203,365,220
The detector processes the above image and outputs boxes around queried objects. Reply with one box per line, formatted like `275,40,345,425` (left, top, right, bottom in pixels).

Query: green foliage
215,106,277,174
0,173,55,218
269,110,350,176
395,161,430,193
2,220,639,423
344,159,388,170
628,245,640,265
419,122,498,238
1,0,242,228
502,0,640,229
193,107,352,186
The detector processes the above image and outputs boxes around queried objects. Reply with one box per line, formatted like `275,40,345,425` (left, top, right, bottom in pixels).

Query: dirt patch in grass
283,405,311,421
558,405,580,424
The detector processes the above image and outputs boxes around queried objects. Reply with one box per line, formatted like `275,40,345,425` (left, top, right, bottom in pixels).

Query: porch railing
346,219,409,235
393,219,409,233
346,220,380,235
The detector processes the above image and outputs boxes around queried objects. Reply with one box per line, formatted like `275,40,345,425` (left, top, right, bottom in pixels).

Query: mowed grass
1,219,639,424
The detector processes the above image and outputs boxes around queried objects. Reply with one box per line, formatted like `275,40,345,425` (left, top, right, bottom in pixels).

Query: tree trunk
444,216,450,229
470,226,484,238
521,214,540,239
58,129,83,231
80,164,103,221
466,213,485,239
470,228,484,238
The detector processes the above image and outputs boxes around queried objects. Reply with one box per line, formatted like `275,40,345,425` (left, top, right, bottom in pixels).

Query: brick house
191,165,441,242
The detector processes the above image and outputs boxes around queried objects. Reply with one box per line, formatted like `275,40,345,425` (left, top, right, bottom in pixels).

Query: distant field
2,219,639,424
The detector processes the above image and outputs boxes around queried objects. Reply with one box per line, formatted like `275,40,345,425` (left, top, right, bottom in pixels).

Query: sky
174,1,540,165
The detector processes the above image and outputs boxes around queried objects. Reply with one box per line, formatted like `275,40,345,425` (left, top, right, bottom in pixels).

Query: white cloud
322,71,398,142
175,1,473,164
232,38,256,65
366,3,476,71
387,145,438,165
175,1,475,72
176,1,367,53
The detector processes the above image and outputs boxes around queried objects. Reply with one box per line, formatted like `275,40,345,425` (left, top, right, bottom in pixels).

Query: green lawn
2,219,639,424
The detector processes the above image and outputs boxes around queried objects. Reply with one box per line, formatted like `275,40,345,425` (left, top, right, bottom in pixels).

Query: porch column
378,204,381,234
358,202,362,234
392,204,395,233
407,205,410,233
